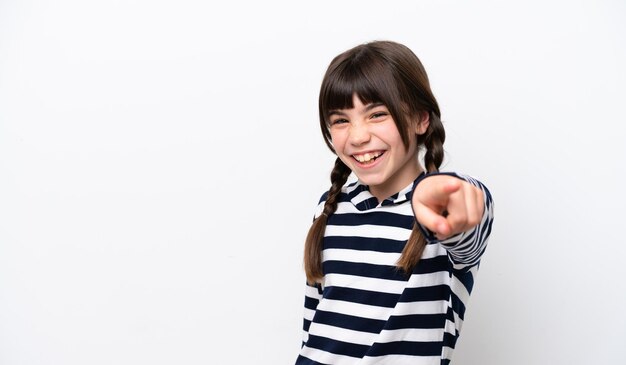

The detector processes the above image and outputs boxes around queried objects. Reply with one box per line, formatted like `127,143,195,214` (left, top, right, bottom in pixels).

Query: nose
348,121,370,146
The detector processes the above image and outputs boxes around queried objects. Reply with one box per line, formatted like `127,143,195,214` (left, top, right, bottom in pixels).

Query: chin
355,175,387,187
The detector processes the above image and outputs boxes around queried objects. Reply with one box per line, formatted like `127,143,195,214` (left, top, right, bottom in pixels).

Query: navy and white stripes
296,172,494,365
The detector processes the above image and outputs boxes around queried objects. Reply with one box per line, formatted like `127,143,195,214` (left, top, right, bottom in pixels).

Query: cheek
329,131,346,150
373,123,402,142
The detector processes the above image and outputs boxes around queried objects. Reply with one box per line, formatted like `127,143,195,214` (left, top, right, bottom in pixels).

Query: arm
301,195,328,346
300,281,323,346
411,173,494,269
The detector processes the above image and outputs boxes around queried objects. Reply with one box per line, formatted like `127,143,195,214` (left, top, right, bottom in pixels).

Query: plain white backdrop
1,0,625,364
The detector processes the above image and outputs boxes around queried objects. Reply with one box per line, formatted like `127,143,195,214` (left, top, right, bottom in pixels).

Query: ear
415,111,430,135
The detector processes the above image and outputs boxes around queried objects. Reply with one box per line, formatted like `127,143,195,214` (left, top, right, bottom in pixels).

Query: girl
296,40,494,365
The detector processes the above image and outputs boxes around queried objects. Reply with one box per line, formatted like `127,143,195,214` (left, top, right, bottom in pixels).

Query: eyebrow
328,102,386,116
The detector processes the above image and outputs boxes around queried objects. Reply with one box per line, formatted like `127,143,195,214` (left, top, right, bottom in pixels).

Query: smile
352,151,384,164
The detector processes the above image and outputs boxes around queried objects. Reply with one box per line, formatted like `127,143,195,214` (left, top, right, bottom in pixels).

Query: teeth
354,152,382,163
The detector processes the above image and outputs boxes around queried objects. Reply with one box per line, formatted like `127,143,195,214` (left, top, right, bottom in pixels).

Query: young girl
296,41,494,365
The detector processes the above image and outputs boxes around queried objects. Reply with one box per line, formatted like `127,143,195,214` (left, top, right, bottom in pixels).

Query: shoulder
318,191,329,205
315,180,359,205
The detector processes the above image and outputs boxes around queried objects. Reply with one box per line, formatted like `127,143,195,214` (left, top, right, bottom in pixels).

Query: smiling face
329,94,428,201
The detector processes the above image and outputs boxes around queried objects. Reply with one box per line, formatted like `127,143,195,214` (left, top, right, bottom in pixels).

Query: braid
397,112,446,274
304,158,351,283
423,112,446,173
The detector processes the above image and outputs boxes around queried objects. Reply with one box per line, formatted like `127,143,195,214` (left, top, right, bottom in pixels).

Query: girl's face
328,94,427,201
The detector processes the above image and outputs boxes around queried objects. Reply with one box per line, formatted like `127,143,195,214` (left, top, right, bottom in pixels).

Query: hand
412,175,484,240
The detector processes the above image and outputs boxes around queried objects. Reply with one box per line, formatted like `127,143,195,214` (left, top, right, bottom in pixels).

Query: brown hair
304,40,446,284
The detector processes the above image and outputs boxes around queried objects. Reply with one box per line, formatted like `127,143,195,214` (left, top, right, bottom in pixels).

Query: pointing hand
412,175,484,240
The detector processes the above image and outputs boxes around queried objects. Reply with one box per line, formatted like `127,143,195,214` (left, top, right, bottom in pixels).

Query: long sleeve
300,281,323,347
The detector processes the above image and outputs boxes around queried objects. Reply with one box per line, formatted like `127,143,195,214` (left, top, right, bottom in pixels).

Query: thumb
413,200,452,238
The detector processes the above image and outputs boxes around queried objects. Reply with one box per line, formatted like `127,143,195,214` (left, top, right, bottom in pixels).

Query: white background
1,0,625,364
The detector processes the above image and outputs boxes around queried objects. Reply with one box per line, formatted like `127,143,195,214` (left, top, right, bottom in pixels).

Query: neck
369,164,423,202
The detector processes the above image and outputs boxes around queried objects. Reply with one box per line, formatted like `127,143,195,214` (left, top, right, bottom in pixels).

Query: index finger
417,176,462,204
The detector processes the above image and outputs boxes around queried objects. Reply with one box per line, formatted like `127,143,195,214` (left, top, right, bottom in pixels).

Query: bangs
320,55,402,120
321,67,383,112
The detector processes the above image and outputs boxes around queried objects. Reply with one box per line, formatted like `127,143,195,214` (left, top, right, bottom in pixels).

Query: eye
370,111,388,120
329,118,349,126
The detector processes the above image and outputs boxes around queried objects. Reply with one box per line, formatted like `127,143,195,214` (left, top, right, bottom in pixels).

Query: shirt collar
347,172,424,211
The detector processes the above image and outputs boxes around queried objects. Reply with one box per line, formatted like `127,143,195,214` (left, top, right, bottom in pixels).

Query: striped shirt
296,172,494,365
